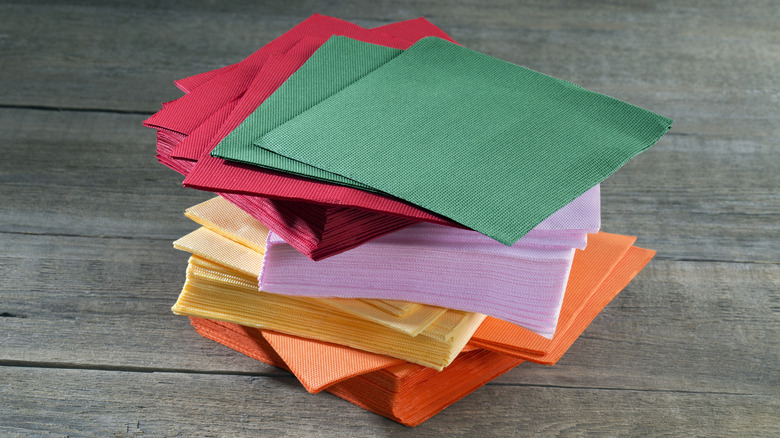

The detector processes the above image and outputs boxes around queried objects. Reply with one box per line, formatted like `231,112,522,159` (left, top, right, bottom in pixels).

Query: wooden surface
1,1,778,436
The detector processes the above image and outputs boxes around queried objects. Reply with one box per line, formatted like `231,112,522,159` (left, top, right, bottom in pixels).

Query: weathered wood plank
1,108,776,261
0,232,279,374
497,260,780,398
1,366,777,437
1,2,778,140
601,133,780,263
0,108,211,241
2,230,777,397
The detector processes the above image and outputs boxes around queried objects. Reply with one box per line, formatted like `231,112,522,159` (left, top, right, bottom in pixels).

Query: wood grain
1,233,776,392
0,0,777,435
2,1,779,140
3,366,778,437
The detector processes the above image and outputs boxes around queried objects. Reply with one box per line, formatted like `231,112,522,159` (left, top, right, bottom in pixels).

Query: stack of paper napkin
145,14,670,426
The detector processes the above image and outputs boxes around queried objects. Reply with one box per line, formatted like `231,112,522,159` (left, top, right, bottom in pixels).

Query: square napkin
250,36,672,245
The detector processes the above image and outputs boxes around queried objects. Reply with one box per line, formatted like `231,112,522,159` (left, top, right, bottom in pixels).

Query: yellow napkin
186,197,413,321
172,252,485,370
172,225,457,337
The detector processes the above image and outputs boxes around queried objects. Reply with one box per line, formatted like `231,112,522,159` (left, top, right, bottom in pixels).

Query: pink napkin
260,223,595,338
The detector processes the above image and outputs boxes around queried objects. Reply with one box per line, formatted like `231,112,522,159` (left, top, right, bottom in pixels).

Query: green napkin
210,37,402,192
253,37,672,245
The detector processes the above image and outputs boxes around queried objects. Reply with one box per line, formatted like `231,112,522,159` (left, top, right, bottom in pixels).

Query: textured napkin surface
472,231,636,355
190,317,523,427
150,16,468,259
173,209,455,337
172,254,486,370
158,17,607,259
184,196,270,253
253,36,672,245
216,192,416,261
471,236,655,365
180,196,441,327
172,16,456,95
184,237,654,425
143,14,413,135
209,36,402,191
176,22,461,230
261,222,580,338
199,35,602,235
172,226,486,370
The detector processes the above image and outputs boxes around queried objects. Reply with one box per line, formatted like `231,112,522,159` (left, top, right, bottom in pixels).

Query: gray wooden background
1,1,778,436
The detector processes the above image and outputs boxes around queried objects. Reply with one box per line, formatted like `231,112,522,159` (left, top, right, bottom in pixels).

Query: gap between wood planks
0,359,756,396
0,229,173,242
0,359,290,378
0,104,731,140
0,103,154,116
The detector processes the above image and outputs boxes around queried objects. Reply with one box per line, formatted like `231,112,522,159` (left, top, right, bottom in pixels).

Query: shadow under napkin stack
144,14,670,426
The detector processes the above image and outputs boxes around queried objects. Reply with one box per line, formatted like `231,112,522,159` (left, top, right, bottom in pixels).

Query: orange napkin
185,233,655,426
191,318,522,426
471,233,655,364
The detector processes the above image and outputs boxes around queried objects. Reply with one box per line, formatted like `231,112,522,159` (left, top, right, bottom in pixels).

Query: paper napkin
251,37,671,245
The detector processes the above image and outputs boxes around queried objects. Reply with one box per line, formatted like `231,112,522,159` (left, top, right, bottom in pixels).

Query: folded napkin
205,35,409,192
171,225,655,367
173,196,654,361
178,199,457,337
185,236,654,425
144,14,418,136
179,194,596,337
187,34,600,232
261,222,586,338
190,318,523,426
171,206,487,369
177,195,647,348
167,37,326,167
208,182,598,260
184,227,653,366
147,15,474,259
148,15,608,260
172,219,646,369
472,234,655,364
171,221,455,338
249,36,671,245
184,195,269,252
152,16,426,174
213,193,416,260
172,16,456,97
173,249,484,370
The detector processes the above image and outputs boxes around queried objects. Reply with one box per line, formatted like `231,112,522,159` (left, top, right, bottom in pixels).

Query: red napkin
146,15,458,260
145,14,413,135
